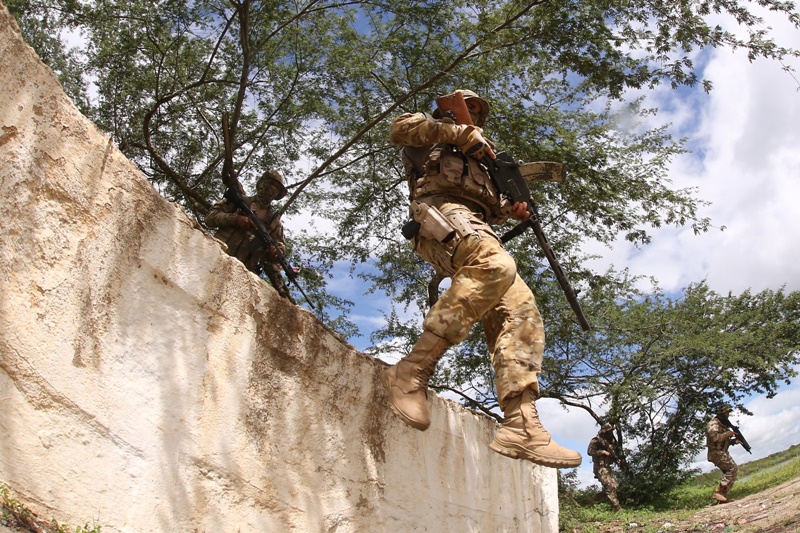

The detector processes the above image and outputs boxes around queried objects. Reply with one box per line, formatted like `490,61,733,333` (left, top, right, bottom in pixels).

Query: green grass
560,445,800,532
1,484,102,533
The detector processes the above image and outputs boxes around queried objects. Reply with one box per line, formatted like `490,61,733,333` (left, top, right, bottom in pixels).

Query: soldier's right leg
710,455,736,503
711,484,728,503
719,455,738,497
421,232,517,343
382,232,516,430
601,470,622,510
381,330,451,430
482,274,582,468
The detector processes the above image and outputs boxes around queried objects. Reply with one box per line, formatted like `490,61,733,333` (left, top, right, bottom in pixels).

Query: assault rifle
717,412,752,454
598,436,624,466
221,114,314,309
435,91,590,331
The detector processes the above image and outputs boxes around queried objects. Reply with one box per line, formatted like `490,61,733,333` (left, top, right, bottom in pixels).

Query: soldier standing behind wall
587,423,622,511
205,170,295,303
707,404,740,503
381,89,581,469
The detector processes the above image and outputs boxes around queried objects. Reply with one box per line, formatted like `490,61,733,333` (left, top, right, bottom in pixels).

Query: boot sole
489,438,582,468
380,370,430,431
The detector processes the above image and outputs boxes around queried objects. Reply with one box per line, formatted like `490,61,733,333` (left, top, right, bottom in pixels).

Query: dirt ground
3,477,799,532
664,476,800,532
595,476,800,532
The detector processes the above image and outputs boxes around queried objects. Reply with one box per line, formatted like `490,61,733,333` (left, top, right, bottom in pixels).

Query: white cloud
574,24,800,483
735,383,800,459
587,33,800,295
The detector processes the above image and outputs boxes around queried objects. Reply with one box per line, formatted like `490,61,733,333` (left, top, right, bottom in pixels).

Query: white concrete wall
0,5,558,532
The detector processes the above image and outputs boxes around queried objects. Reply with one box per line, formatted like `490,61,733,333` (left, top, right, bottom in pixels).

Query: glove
456,125,488,159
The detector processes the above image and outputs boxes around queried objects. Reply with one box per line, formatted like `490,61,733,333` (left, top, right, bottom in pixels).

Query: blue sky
285,8,800,488
569,10,800,486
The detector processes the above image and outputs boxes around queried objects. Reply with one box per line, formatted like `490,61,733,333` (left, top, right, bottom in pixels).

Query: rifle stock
435,92,590,331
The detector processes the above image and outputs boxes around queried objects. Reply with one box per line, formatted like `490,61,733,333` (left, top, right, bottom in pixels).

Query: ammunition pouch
401,200,482,245
402,201,457,243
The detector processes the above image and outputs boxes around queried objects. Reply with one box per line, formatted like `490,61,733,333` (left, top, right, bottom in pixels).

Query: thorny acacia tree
8,0,800,497
13,0,800,270
547,278,798,500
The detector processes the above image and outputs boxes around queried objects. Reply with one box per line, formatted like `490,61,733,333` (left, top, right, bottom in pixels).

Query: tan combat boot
381,330,450,431
489,387,582,468
711,485,728,503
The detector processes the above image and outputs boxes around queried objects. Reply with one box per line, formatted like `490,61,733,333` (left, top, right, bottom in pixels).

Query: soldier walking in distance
707,404,740,503
381,89,581,468
205,170,294,303
587,423,622,511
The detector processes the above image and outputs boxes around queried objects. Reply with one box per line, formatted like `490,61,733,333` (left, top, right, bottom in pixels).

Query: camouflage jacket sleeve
389,112,469,148
204,200,239,228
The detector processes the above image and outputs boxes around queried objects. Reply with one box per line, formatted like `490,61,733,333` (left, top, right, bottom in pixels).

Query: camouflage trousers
594,465,620,508
414,220,544,410
708,450,738,493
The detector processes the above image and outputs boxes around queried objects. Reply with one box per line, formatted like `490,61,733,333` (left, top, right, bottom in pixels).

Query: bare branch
277,0,550,217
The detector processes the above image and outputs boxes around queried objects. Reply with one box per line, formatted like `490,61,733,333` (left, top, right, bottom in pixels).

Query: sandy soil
587,477,800,532
3,477,799,532
660,476,800,532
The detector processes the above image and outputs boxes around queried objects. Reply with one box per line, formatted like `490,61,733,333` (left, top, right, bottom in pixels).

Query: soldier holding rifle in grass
587,423,622,511
707,403,747,503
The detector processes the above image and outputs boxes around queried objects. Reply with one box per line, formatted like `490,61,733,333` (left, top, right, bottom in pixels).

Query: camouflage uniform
707,415,738,499
391,111,542,406
587,428,621,510
381,91,581,468
205,172,293,301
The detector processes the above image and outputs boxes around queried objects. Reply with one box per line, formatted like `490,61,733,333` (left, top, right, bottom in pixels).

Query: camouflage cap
714,403,733,415
256,170,287,201
432,89,490,127
600,423,614,433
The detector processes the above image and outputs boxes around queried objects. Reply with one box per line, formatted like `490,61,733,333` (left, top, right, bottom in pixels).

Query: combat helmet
256,169,287,201
433,89,490,127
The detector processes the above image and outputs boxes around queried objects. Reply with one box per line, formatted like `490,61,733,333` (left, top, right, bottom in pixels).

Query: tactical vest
402,143,508,224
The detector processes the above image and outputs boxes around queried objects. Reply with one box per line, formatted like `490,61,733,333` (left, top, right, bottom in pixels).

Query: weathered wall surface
0,5,557,532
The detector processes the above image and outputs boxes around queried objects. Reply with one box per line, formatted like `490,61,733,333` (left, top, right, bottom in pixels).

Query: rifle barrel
718,414,752,454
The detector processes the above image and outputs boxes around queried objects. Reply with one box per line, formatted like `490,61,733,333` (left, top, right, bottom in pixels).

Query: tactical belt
414,194,488,219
